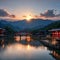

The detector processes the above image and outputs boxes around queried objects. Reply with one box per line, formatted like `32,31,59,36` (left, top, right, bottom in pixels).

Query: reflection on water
26,36,31,42
51,40,57,45
27,44,30,50
14,35,31,42
0,35,60,60
2,44,5,48
21,36,27,40
0,43,55,60
14,36,20,42
50,50,60,60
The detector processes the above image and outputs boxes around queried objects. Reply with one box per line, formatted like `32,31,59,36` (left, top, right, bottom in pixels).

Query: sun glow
26,15,33,21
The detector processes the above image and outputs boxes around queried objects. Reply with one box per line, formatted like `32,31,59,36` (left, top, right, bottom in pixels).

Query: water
0,35,59,60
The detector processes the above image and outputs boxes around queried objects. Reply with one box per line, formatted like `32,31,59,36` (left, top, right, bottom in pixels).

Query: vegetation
31,20,60,34
4,26,15,35
42,20,60,30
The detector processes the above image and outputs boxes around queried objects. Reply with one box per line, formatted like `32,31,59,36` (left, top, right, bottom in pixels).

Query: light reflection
51,39,57,45
27,44,30,50
21,36,26,40
14,35,31,42
2,44,5,48
0,43,55,60
14,36,20,42
39,45,47,50
27,36,31,42
51,50,60,59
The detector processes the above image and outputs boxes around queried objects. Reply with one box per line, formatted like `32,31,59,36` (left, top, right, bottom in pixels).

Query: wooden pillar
20,35,21,41
26,35,27,41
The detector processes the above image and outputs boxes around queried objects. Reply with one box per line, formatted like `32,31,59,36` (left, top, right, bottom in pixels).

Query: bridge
14,32,32,42
15,32,32,36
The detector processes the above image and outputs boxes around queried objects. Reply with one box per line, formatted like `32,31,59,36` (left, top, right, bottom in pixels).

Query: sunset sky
0,0,60,20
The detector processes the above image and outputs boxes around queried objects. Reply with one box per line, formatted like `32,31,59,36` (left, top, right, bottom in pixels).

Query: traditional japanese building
49,29,60,49
49,29,60,39
0,28,5,36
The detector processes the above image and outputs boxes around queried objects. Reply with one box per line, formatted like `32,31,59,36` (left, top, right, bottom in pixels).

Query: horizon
0,18,60,22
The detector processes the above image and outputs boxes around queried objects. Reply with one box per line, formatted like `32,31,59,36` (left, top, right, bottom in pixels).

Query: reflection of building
14,32,31,42
14,35,31,42
50,50,60,60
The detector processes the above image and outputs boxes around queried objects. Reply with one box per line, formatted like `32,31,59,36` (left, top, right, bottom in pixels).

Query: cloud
0,9,15,18
34,10,60,20
22,15,26,18
56,14,60,17
9,15,15,18
40,10,60,18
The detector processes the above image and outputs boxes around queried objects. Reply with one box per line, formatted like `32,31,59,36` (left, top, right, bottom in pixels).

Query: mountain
0,20,9,28
10,19,54,32
41,20,60,30
0,19,54,32
0,19,14,28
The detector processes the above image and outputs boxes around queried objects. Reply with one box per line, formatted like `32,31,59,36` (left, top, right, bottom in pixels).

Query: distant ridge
0,19,54,32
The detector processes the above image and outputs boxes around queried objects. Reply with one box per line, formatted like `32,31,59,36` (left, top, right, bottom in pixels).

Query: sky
0,0,60,20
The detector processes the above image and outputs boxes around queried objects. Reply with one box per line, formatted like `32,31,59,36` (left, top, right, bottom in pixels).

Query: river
0,35,59,60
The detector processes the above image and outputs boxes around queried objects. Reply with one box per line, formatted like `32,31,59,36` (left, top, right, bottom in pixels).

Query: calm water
0,36,59,60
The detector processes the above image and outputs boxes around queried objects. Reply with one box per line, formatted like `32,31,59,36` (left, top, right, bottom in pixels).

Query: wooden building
49,29,60,39
49,29,60,49
0,28,5,36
